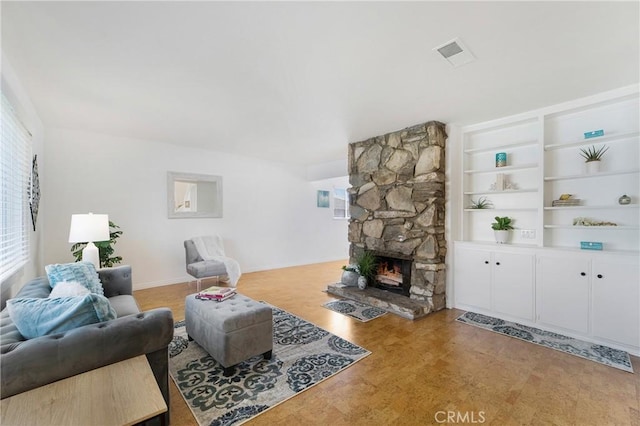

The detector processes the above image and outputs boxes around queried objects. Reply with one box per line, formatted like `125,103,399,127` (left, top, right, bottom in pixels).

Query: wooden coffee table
1,355,167,426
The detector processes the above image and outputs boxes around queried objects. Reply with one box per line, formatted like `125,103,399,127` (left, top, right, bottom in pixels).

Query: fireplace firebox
373,254,411,297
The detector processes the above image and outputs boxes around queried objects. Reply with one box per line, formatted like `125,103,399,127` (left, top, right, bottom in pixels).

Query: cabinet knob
484,261,489,264
580,272,586,276
597,274,603,279
495,262,501,266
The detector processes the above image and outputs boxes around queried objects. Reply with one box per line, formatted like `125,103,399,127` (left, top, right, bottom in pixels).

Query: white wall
0,53,45,305
44,128,349,289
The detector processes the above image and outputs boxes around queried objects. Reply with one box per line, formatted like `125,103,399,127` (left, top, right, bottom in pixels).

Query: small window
333,188,349,219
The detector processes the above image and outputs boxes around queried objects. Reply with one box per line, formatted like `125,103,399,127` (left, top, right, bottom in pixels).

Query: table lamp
68,213,110,268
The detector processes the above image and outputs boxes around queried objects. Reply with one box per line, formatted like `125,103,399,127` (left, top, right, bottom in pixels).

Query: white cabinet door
492,251,535,321
591,259,640,349
537,256,590,334
454,246,491,310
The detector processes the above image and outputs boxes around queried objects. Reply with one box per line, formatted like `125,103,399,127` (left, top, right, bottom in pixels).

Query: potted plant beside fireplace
491,216,513,244
341,251,377,289
355,251,377,289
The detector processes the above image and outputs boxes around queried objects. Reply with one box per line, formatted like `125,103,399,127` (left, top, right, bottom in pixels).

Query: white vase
585,160,600,174
341,270,359,287
494,230,510,244
357,275,367,290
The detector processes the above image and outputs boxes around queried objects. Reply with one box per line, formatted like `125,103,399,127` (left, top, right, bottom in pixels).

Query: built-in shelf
464,163,538,175
544,168,640,181
464,188,538,196
544,225,639,230
544,204,639,210
461,85,639,252
464,207,537,212
464,140,538,154
544,245,640,255
544,131,640,151
456,241,539,249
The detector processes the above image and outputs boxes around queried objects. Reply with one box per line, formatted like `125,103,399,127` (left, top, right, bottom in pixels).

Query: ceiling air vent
433,38,476,68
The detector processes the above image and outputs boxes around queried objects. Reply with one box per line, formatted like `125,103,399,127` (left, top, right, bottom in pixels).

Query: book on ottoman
196,286,236,302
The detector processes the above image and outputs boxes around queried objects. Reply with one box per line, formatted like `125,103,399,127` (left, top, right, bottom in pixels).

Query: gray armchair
184,239,229,291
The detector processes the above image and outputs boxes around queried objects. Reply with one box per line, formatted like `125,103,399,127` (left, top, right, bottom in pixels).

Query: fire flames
376,261,403,286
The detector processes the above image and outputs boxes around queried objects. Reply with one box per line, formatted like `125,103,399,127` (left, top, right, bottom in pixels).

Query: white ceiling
2,1,639,167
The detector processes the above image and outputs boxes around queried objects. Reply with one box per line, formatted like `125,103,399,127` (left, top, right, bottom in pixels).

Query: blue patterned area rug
457,311,633,373
169,306,371,426
322,299,387,322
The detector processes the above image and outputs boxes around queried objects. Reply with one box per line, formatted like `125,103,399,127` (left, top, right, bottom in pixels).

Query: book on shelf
552,199,581,207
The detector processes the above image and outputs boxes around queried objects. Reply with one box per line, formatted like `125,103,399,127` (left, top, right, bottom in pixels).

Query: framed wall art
317,190,330,208
29,154,41,231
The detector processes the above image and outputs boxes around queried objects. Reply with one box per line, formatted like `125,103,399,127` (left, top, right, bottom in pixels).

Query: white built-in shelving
454,85,640,355
458,84,639,253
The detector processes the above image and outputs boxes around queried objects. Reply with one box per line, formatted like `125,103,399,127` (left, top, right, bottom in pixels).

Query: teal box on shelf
584,129,604,139
580,241,603,250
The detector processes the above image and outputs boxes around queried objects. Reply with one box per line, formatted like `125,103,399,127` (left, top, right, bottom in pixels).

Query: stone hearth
337,120,447,318
327,283,431,320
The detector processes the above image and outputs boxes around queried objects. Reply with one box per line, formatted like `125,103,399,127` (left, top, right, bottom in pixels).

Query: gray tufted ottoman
185,293,273,376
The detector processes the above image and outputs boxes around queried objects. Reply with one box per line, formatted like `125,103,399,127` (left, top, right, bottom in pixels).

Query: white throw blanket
191,235,241,287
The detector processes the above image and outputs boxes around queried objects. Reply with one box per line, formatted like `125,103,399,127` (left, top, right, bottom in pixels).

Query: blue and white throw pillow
45,262,104,295
7,294,117,339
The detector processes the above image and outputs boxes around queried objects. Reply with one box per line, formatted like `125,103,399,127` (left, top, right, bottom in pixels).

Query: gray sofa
0,265,173,424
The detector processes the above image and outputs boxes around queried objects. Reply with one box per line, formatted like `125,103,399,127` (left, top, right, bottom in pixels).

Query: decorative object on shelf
495,152,507,167
583,129,604,139
489,180,518,191
491,216,514,244
29,154,41,231
552,194,581,207
467,196,492,209
579,144,609,174
618,194,631,205
495,173,505,191
573,217,618,227
580,241,603,251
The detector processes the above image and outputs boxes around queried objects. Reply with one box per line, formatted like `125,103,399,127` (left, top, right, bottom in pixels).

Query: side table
1,355,167,426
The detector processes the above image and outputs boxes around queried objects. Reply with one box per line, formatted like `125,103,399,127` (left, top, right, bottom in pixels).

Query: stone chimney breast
347,120,447,315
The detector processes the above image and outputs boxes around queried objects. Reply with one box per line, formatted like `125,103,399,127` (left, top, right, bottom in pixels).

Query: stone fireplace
328,121,447,319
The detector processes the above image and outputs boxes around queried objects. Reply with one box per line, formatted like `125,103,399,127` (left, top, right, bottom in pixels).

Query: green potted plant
355,251,377,289
341,250,378,289
468,196,492,209
491,216,514,244
579,145,608,174
71,221,123,267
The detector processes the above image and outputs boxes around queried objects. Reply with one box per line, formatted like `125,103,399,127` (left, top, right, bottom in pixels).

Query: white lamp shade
68,213,110,243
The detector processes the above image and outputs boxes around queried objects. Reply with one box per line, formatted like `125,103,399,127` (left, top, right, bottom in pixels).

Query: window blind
1,92,31,282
